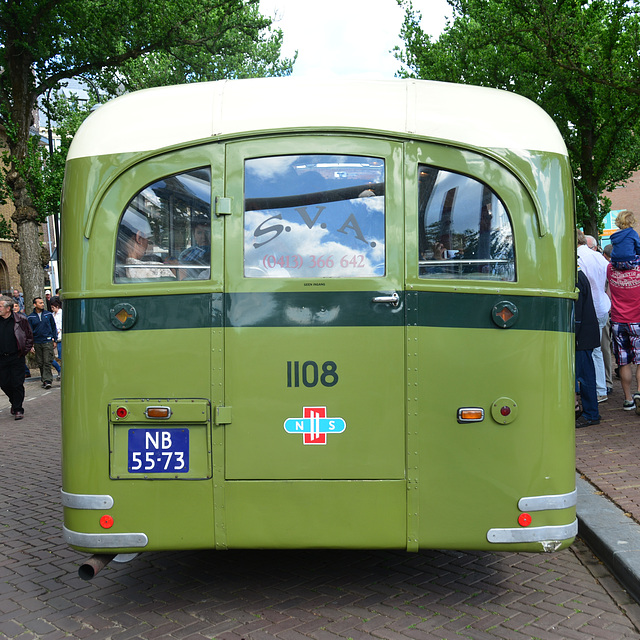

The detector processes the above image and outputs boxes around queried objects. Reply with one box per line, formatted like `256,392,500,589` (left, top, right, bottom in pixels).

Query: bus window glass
418,166,515,281
244,155,385,278
114,168,211,283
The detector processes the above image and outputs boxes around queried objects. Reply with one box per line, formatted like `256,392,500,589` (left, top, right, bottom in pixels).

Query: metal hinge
215,196,232,216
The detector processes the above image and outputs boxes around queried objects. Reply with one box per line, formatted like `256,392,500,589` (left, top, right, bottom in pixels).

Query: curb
577,474,640,603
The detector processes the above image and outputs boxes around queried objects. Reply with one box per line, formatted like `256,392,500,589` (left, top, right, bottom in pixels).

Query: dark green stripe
226,291,404,328
63,291,572,333
64,294,222,334
408,291,573,333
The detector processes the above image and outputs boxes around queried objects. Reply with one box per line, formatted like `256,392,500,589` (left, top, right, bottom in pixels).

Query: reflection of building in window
114,168,211,283
418,165,515,281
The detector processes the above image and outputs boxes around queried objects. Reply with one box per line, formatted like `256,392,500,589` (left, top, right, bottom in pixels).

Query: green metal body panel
61,126,576,555
224,481,407,548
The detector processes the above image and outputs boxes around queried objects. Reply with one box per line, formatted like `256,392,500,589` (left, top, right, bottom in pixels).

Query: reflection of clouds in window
244,154,386,278
358,196,384,214
244,209,385,278
246,156,302,184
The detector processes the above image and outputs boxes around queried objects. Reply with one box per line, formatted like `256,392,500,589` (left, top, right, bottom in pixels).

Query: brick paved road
2,384,640,640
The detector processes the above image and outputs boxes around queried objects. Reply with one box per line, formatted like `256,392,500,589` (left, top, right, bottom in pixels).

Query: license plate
128,428,189,473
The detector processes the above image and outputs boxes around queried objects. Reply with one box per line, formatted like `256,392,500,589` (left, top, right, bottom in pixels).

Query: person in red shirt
607,262,640,411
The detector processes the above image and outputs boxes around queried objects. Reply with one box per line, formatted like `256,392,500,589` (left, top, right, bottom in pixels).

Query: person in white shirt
578,231,611,402
50,297,62,380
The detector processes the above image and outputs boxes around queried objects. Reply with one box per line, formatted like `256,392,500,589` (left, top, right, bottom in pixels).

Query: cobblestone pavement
576,379,640,523
2,383,640,640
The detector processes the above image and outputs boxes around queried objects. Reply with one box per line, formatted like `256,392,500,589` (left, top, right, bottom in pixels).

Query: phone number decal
262,254,366,270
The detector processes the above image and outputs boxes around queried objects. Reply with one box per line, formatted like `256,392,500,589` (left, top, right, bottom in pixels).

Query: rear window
418,166,515,281
243,154,385,278
114,168,211,283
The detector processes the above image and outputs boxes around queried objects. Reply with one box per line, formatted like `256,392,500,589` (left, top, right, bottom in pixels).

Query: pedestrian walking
577,231,611,403
50,297,62,380
0,296,33,419
27,297,57,389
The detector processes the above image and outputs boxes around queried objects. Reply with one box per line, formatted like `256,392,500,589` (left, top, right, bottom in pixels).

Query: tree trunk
581,175,601,240
4,38,47,308
582,211,599,239
15,219,45,309
6,167,46,305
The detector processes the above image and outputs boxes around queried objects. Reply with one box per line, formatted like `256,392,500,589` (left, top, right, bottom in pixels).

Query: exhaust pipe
78,554,115,580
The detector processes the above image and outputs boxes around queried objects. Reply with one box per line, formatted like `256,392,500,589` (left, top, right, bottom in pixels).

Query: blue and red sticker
284,406,346,445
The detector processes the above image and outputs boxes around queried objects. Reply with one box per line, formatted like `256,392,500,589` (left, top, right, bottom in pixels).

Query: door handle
372,292,399,306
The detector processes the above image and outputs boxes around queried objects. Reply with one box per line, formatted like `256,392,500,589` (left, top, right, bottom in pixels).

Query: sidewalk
576,377,640,603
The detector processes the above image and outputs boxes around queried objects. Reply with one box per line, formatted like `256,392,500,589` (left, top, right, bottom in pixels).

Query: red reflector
500,406,511,417
100,515,114,529
116,407,128,419
518,513,532,527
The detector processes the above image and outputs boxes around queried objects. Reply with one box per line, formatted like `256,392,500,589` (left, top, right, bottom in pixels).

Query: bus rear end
60,78,576,568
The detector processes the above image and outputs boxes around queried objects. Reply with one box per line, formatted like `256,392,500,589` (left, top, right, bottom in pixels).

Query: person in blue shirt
27,297,57,389
610,210,640,270
178,216,210,280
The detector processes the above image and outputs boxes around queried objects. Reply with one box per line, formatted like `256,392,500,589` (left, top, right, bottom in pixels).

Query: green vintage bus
60,78,577,578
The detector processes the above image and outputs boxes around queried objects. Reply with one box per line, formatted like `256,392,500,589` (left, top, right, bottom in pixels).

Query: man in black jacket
0,296,34,420
576,267,602,427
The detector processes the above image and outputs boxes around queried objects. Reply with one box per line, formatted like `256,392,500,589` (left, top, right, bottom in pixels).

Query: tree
394,0,640,237
0,0,293,304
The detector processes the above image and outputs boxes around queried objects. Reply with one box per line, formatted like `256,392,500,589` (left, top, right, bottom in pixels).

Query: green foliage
90,3,295,94
0,0,294,284
394,0,640,236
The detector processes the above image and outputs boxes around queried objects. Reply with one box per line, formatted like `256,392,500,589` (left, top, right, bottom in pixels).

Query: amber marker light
100,515,114,529
115,407,128,419
145,406,171,419
518,513,532,527
457,408,485,423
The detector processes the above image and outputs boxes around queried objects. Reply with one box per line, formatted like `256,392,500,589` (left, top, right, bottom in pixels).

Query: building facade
0,126,23,295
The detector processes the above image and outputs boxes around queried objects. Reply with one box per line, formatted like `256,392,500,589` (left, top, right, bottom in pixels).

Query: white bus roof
67,77,567,160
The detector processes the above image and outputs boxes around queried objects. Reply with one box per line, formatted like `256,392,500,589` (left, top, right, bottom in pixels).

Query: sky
258,0,451,79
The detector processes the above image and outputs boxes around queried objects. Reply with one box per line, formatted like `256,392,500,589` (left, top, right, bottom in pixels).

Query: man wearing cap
27,297,57,389
0,296,33,419
116,209,175,280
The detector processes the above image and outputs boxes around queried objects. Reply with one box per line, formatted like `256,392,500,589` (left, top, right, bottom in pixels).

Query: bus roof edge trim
67,78,568,160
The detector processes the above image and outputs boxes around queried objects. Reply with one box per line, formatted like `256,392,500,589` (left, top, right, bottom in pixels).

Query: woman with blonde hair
611,210,640,269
